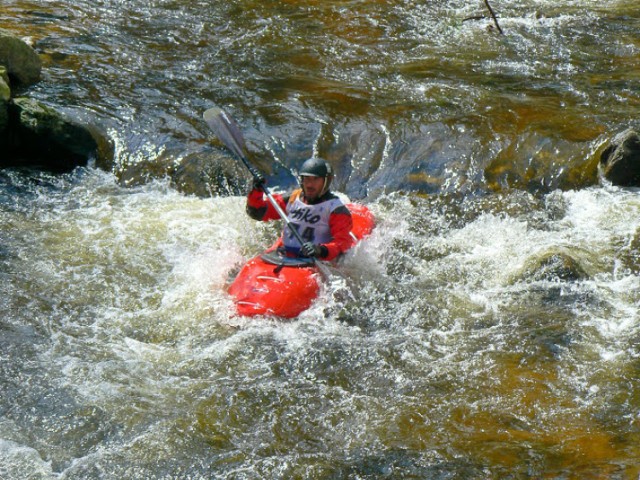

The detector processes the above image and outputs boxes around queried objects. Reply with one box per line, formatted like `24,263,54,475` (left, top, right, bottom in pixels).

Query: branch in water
462,15,486,23
483,0,504,34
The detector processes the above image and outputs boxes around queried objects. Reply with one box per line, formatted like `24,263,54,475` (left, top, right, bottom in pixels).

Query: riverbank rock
1,97,114,172
0,29,42,87
599,129,640,186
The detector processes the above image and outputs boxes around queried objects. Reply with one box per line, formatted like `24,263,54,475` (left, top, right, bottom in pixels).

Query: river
2,1,640,478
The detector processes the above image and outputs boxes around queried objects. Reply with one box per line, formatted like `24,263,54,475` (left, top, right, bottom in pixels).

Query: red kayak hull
228,203,375,318
228,256,320,318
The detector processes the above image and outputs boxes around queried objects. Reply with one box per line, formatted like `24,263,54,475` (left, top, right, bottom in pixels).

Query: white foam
0,440,55,479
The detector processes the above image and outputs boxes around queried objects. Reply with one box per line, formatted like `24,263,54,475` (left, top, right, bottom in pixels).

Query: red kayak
228,203,375,318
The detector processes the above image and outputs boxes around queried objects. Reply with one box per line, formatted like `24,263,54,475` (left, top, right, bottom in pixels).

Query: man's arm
246,188,288,221
321,206,354,261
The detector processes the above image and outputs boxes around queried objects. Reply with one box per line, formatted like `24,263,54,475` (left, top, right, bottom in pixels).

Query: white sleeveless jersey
282,191,344,253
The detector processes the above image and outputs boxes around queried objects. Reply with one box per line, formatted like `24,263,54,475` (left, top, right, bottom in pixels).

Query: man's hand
301,242,322,258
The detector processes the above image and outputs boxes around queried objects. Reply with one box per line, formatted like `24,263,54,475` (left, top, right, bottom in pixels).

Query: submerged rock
600,129,640,187
617,228,640,274
517,252,587,283
114,149,248,197
173,151,248,197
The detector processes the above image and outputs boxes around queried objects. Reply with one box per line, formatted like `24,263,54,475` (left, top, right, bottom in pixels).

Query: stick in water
483,0,504,34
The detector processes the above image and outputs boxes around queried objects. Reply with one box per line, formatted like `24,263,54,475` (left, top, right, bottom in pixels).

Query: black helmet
299,157,333,178
299,157,333,197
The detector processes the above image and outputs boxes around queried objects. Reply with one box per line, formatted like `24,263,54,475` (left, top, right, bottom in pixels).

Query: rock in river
600,129,640,187
0,29,42,87
1,97,113,172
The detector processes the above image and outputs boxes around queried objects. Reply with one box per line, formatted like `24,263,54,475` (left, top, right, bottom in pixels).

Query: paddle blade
203,107,248,161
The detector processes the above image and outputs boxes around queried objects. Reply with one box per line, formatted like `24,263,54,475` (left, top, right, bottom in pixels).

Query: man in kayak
246,157,354,261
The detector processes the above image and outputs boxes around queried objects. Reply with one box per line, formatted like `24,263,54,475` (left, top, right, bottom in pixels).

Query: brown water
2,1,640,479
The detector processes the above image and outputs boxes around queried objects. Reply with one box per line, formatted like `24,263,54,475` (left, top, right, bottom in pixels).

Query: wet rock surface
0,30,113,173
600,129,640,187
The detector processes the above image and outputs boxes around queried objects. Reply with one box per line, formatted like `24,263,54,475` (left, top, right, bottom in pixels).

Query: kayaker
246,157,354,261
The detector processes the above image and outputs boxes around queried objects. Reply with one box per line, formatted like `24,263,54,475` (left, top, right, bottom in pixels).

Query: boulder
0,31,113,173
0,29,41,86
1,97,113,172
600,129,640,186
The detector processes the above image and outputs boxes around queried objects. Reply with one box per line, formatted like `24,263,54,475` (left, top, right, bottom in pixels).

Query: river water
2,1,640,478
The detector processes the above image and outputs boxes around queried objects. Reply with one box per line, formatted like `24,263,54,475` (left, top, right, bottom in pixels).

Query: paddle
203,106,332,278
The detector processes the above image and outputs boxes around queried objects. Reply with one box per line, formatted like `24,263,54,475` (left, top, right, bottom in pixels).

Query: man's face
301,176,325,201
